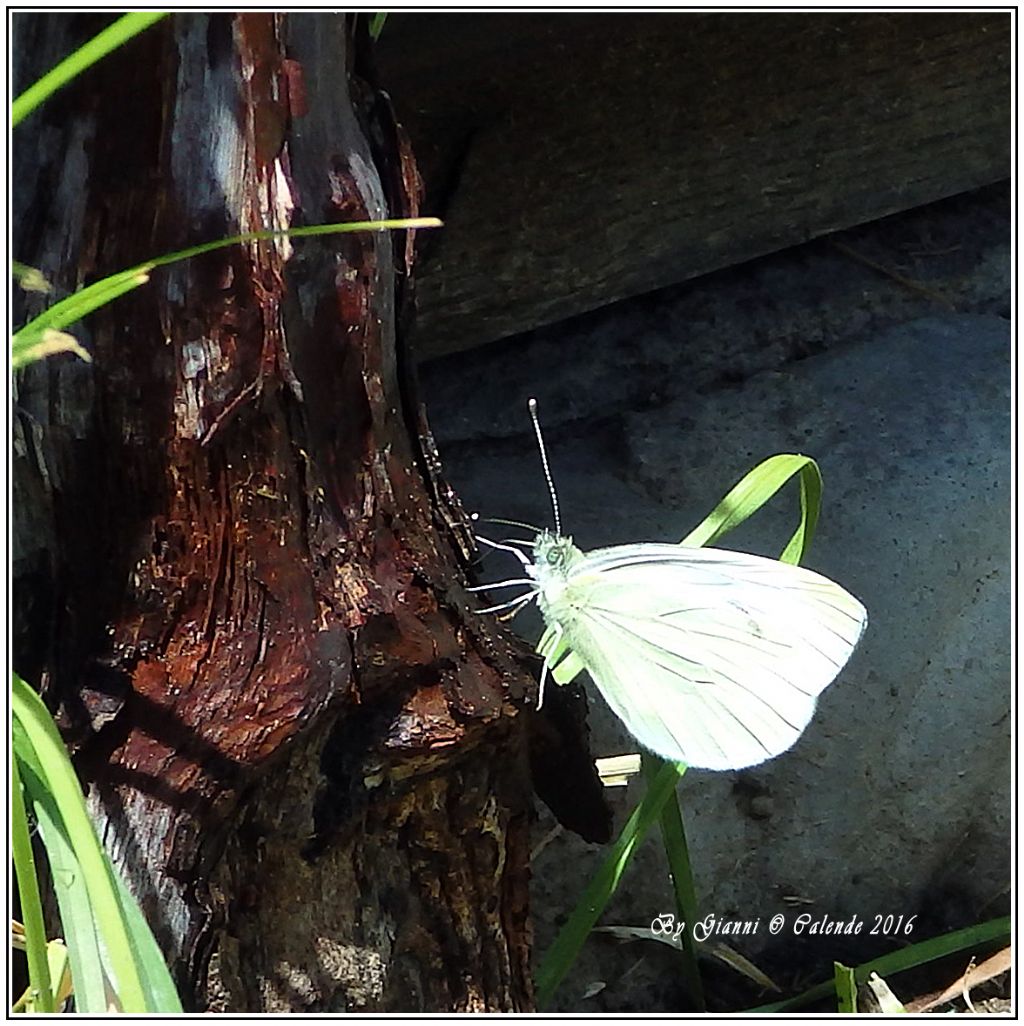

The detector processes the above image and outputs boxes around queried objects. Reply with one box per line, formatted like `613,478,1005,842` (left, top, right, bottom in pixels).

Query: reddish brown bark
12,13,550,1011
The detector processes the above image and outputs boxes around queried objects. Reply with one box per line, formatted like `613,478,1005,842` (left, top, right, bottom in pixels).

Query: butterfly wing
541,544,867,770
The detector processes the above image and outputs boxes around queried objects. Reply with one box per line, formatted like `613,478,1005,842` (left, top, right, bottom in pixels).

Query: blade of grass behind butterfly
641,752,704,1009
535,758,686,1008
681,453,823,566
644,454,824,1008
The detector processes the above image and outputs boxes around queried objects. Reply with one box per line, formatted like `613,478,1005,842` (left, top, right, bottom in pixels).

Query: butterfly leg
466,578,535,592
536,622,563,711
475,534,532,567
474,591,537,615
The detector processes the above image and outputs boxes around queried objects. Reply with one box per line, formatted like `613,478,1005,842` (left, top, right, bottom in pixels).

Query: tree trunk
12,12,550,1011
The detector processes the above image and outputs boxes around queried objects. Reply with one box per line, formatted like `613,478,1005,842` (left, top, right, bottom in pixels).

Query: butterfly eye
548,540,575,571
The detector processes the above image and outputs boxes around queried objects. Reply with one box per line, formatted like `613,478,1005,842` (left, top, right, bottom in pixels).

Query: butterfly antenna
528,397,561,535
473,514,543,535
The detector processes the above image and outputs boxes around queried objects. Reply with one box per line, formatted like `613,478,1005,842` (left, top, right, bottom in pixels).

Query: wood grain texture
375,12,1010,357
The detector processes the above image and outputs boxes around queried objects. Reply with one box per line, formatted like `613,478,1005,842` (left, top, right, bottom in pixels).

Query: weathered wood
376,12,1011,358
12,12,554,1012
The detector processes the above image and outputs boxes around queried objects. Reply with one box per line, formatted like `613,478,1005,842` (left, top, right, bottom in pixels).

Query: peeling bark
12,13,549,1011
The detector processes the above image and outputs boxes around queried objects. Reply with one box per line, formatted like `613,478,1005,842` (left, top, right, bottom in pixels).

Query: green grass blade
536,758,686,1008
368,13,388,40
40,790,182,1012
749,917,1011,1013
681,454,822,565
11,754,56,1013
638,459,822,1008
109,870,183,1011
12,674,148,1010
834,961,857,1012
20,754,111,1012
12,218,442,366
13,675,183,1010
643,753,703,1010
15,719,112,1010
538,625,583,685
12,13,169,127
15,268,150,340
146,217,443,269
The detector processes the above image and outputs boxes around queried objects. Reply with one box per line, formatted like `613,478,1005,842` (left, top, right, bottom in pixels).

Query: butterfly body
528,530,867,771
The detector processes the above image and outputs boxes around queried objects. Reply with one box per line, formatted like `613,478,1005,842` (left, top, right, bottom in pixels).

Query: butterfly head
531,530,584,581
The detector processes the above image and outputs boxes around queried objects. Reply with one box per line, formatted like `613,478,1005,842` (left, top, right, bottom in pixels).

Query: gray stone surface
419,189,1010,1011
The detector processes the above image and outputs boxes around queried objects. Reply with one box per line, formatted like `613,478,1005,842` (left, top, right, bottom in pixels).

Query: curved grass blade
681,453,823,565
110,869,182,1011
16,706,183,1011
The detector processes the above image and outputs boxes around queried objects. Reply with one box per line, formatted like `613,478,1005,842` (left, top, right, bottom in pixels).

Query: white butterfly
473,401,867,772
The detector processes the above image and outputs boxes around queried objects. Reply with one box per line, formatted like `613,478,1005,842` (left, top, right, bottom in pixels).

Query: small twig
199,374,262,447
906,244,962,258
828,239,957,311
530,822,563,862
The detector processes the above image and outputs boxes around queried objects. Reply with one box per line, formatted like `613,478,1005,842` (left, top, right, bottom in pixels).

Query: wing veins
584,600,822,700
580,604,805,744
